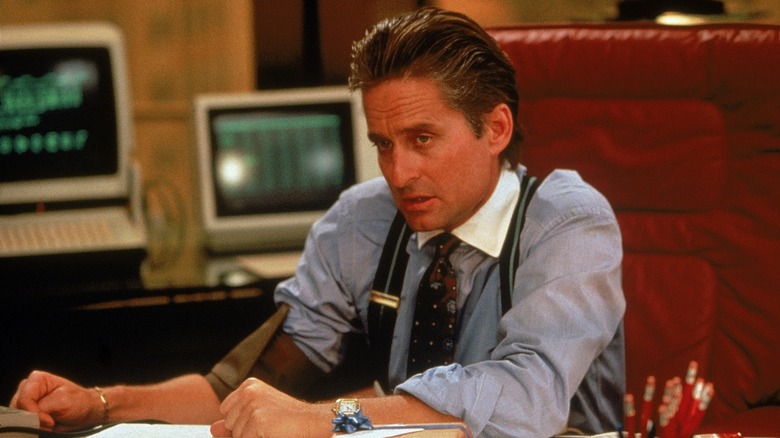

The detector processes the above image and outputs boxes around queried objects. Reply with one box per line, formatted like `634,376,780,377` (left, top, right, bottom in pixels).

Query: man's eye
416,135,432,144
373,140,392,150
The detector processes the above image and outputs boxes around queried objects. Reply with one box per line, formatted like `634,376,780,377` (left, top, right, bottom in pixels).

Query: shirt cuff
394,366,501,436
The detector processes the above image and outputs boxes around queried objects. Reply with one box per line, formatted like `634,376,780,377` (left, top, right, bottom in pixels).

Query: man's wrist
331,398,372,434
94,386,110,424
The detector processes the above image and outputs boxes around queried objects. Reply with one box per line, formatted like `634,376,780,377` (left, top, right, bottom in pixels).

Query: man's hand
210,378,331,438
10,370,103,431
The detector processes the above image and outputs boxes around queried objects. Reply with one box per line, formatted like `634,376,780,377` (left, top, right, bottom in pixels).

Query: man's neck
418,167,521,257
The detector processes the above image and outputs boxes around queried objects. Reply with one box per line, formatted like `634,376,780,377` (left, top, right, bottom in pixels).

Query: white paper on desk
337,427,425,437
92,424,423,438
90,423,212,437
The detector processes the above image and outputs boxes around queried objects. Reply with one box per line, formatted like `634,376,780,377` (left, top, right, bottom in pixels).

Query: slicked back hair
349,7,521,168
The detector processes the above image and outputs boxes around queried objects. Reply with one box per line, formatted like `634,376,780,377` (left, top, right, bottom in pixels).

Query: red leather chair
489,23,780,435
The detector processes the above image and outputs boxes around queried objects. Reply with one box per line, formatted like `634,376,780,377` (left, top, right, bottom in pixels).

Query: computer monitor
194,86,381,254
0,22,134,208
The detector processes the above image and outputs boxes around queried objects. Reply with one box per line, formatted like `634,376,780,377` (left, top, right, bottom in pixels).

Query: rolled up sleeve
398,170,625,437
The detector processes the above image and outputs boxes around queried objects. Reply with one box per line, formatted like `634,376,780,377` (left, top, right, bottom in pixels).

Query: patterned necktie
407,233,461,376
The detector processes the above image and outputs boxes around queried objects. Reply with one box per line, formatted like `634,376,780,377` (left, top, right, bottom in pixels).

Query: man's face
363,77,508,232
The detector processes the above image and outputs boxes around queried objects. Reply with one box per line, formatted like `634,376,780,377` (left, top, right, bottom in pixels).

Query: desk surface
84,422,472,438
2,241,294,309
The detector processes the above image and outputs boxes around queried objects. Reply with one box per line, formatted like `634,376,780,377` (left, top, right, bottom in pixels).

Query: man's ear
484,103,513,156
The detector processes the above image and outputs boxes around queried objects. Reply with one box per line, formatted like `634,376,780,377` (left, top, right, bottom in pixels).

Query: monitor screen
195,86,380,254
0,22,132,207
211,103,353,217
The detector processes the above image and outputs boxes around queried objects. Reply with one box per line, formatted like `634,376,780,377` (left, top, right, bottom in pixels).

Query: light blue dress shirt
275,166,625,437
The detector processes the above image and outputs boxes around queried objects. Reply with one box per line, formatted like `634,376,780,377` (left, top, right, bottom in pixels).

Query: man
11,7,625,437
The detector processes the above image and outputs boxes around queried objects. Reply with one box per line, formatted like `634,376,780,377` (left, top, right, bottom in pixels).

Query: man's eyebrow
369,123,437,140
404,123,436,133
367,132,387,144
366,121,440,145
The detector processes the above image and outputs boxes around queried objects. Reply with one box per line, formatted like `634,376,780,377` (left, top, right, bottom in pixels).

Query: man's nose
383,147,420,188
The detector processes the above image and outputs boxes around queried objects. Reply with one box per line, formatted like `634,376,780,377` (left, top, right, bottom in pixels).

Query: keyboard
0,207,147,258
236,251,302,279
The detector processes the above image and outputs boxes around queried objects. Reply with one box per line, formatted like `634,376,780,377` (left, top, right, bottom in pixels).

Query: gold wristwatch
332,398,360,416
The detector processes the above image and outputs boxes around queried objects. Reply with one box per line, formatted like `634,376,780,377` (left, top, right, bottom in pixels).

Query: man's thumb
210,419,231,437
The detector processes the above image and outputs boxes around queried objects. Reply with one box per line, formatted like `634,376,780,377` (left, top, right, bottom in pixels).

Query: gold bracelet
94,386,110,424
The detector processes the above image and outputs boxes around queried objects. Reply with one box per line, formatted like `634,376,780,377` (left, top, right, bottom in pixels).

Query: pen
683,378,705,424
668,377,685,438
657,403,677,438
658,379,677,438
677,361,698,420
624,393,636,438
679,382,714,437
639,376,655,438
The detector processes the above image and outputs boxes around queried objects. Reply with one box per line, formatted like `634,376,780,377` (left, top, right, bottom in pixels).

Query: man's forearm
101,374,222,425
210,377,461,438
346,393,459,426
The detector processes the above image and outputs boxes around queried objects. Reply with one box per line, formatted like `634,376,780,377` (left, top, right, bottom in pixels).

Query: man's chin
400,212,440,232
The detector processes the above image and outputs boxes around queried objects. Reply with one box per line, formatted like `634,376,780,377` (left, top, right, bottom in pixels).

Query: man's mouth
399,195,434,211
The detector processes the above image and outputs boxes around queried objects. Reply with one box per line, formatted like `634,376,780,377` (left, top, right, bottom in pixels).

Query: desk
74,422,473,438
0,248,284,403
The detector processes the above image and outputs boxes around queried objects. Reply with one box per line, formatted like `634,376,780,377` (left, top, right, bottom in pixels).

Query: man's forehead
364,78,445,106
363,78,454,126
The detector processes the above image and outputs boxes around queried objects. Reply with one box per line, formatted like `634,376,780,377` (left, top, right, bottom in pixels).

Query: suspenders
367,174,540,389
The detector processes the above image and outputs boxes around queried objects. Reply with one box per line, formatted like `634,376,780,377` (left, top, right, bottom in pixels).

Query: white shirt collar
417,167,520,258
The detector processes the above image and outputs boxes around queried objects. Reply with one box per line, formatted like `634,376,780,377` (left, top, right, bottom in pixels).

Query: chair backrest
490,23,780,428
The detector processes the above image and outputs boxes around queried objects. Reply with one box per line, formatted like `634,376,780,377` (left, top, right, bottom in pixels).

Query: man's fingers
10,375,57,429
12,378,42,411
37,412,57,430
210,419,232,437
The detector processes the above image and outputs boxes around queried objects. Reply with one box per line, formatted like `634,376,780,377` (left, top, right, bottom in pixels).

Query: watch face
336,399,359,415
